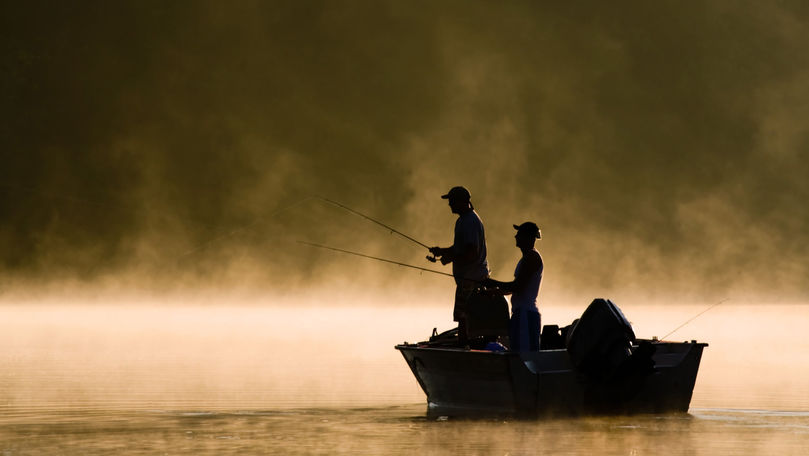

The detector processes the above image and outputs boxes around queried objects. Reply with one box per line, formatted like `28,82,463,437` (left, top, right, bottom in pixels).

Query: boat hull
395,341,707,416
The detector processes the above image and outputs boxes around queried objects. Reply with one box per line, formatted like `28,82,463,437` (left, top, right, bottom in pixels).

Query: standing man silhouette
485,222,543,352
429,186,490,345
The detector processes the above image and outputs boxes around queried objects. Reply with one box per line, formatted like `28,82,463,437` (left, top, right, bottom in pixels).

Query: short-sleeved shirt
452,210,489,283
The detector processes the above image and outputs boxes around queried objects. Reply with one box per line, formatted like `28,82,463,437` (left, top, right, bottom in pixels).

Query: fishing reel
427,254,452,265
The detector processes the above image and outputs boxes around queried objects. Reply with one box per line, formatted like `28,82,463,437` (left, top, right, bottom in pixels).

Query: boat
395,298,708,416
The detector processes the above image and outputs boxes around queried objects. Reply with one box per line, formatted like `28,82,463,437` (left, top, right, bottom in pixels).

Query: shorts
453,280,478,321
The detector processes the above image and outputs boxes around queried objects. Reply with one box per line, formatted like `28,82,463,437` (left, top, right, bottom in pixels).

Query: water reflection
2,406,809,455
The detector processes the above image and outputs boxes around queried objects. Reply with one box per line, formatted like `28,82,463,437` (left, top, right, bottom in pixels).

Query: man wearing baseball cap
484,222,543,352
429,186,490,345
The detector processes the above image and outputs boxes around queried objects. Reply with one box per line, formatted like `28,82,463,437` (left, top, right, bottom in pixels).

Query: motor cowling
566,298,636,381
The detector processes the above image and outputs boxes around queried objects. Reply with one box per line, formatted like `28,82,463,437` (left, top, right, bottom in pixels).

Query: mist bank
2,1,808,299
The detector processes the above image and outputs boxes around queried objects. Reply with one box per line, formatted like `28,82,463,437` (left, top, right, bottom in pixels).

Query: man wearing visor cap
429,186,490,345
484,222,543,352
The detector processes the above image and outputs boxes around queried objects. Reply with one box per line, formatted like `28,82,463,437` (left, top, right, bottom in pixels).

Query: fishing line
177,196,315,260
298,240,453,278
184,195,426,260
2,183,441,275
661,298,728,340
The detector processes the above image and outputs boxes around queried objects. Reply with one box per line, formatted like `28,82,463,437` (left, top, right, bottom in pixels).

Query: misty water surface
2,298,809,454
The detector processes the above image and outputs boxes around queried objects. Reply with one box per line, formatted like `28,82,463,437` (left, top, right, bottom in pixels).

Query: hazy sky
2,1,808,300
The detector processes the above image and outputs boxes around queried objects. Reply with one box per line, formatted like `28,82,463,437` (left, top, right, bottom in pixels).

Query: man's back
452,210,489,282
510,249,543,312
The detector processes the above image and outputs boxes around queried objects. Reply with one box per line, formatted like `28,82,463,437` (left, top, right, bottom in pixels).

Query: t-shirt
452,210,489,283
510,249,543,312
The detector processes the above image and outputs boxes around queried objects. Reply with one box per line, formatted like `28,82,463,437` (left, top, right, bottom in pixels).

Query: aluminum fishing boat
395,299,708,416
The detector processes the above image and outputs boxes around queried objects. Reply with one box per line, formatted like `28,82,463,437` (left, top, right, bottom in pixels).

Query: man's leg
458,316,469,346
508,312,522,352
529,311,541,351
454,282,475,347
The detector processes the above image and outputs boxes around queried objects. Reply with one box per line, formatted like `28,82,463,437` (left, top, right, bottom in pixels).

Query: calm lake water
2,297,808,454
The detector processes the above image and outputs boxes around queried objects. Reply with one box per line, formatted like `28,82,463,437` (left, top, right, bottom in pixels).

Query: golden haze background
2,1,808,303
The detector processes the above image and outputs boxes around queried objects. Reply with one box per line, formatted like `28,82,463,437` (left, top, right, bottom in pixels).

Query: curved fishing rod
317,196,438,262
661,298,728,341
298,240,453,278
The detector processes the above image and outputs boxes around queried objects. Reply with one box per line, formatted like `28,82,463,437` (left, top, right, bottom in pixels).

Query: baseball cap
513,221,541,239
440,186,471,201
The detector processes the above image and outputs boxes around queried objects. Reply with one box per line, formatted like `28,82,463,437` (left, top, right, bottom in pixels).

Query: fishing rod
298,240,453,278
661,298,728,340
317,196,438,262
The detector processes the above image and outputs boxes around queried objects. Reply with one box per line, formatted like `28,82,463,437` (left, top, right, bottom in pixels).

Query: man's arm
484,253,540,295
429,242,477,265
429,246,453,264
484,277,514,295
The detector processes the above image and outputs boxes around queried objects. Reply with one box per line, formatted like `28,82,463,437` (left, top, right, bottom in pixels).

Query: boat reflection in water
396,299,708,417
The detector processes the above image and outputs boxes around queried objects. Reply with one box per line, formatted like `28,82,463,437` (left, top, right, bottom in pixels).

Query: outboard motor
566,298,636,381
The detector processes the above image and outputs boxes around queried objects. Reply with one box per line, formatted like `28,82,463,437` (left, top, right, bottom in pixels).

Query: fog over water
2,1,809,302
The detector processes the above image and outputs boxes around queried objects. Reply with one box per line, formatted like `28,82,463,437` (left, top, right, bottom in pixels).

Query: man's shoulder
524,250,542,268
459,210,483,227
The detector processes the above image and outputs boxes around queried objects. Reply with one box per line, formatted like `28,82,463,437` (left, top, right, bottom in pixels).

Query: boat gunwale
395,340,708,354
